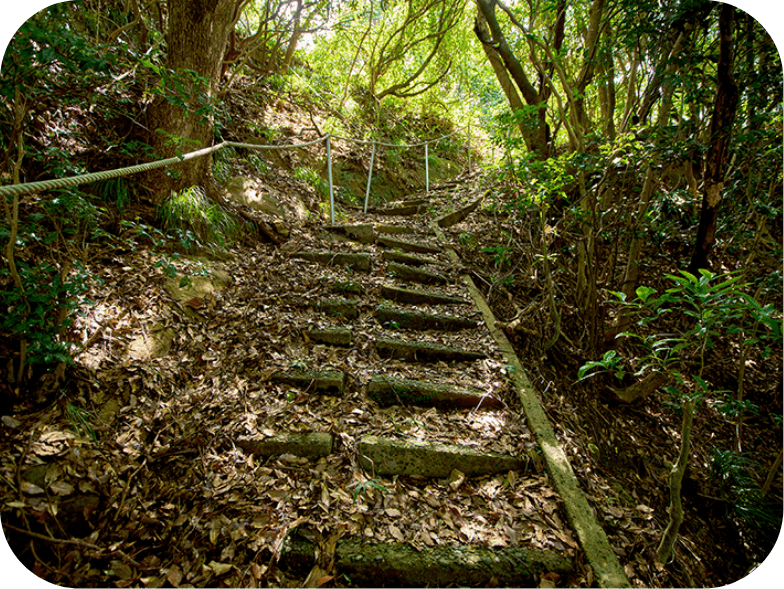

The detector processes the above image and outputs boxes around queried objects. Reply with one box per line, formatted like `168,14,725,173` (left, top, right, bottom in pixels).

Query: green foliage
293,166,329,199
66,404,97,442
95,177,134,217
158,186,241,250
346,477,390,504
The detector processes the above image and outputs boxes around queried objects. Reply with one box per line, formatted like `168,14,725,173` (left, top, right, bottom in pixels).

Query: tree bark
687,4,739,273
147,0,237,201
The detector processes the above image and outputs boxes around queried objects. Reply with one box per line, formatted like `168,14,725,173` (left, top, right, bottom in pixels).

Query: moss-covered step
386,262,446,285
377,235,441,254
236,432,332,458
379,284,469,306
373,203,422,216
315,298,359,319
381,250,440,266
375,305,477,331
291,251,371,272
326,224,375,244
374,337,486,362
304,326,353,346
332,280,362,296
270,369,346,395
280,535,572,588
436,195,484,228
367,375,503,409
374,224,416,235
358,435,527,477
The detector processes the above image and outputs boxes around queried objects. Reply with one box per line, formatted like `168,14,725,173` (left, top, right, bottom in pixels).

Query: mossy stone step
236,432,332,458
280,535,572,588
381,250,440,266
379,284,469,306
387,262,446,285
316,298,359,319
374,337,486,362
367,375,503,409
332,280,362,296
373,204,422,216
375,224,416,235
358,435,527,477
291,251,371,272
304,326,353,346
377,235,441,254
376,306,477,331
271,369,346,395
326,224,375,244
436,195,484,228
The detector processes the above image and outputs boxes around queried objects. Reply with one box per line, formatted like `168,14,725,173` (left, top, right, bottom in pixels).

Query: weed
346,477,390,504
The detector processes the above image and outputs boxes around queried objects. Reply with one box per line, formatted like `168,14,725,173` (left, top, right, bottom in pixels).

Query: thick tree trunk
147,0,236,202
687,4,738,273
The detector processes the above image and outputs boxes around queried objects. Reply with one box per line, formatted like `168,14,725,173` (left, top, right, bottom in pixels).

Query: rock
367,375,503,409
270,369,347,396
304,327,353,346
236,432,333,458
225,176,285,217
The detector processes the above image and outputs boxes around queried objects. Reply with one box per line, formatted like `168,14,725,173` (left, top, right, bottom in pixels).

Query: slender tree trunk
147,0,237,201
688,4,739,273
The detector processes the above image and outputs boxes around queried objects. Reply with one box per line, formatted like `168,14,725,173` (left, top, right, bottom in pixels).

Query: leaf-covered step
271,369,346,395
291,251,371,272
367,375,503,409
236,432,333,458
326,224,375,244
375,223,416,235
280,535,572,588
375,305,477,331
379,284,469,306
315,298,359,319
381,250,440,266
386,262,447,285
304,326,353,346
377,235,441,254
372,202,424,216
374,337,486,362
436,195,484,228
358,435,527,477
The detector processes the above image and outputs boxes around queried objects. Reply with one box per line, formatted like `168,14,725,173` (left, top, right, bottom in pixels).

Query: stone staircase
244,192,629,587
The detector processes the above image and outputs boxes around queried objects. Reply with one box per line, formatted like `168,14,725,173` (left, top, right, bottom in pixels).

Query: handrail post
364,141,375,213
326,134,334,224
425,143,429,193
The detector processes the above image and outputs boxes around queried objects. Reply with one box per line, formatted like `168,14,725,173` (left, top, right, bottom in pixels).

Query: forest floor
1,80,781,588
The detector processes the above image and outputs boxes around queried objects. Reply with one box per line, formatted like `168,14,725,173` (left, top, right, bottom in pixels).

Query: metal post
326,134,334,224
467,121,472,173
425,143,429,193
364,141,376,213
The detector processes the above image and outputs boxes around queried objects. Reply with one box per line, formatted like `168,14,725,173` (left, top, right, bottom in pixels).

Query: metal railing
0,125,473,225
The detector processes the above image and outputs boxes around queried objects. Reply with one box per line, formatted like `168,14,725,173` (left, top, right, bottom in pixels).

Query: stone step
375,223,416,235
436,195,484,228
291,251,371,272
367,375,503,409
358,435,527,477
386,262,447,286
381,250,440,266
304,326,353,346
271,369,346,395
331,280,362,296
379,284,469,306
373,204,422,216
376,305,477,331
315,298,359,319
280,534,572,588
377,235,441,254
236,432,333,458
326,223,375,244
374,337,486,362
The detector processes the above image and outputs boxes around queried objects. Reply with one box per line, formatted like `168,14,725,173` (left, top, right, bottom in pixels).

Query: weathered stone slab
237,432,332,458
332,280,362,295
280,536,572,588
376,306,477,331
436,195,484,228
271,369,346,395
291,251,371,272
381,250,440,266
379,284,469,306
377,236,441,254
373,204,421,216
368,375,503,409
387,262,446,285
359,435,526,477
327,224,375,244
374,337,485,362
316,298,359,319
375,224,416,235
304,327,353,346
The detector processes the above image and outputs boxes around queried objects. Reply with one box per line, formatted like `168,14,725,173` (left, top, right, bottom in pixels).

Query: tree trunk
147,0,237,202
687,4,739,273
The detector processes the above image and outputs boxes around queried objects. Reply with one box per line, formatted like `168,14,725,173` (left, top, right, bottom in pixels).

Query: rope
0,125,466,199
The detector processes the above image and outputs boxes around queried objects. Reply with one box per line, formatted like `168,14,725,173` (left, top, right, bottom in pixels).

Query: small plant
158,186,241,250
346,477,390,504
459,232,477,248
294,166,329,198
66,404,97,442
